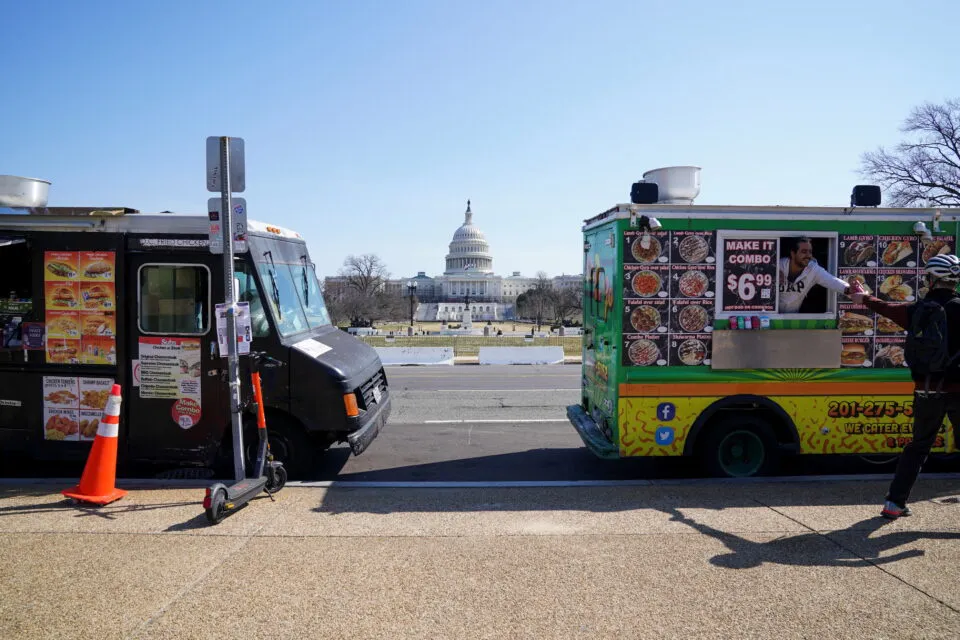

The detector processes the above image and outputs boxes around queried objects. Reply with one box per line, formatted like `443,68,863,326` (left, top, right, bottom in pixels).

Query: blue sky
4,0,958,281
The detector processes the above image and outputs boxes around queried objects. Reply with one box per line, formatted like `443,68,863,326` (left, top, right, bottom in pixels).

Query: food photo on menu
877,270,917,302
841,338,873,368
838,308,875,336
670,231,716,264
625,264,671,299
670,334,711,366
671,299,713,334
878,236,918,268
671,264,715,299
625,230,670,264
624,299,669,334
838,270,876,302
874,337,908,368
623,333,668,367
839,236,878,268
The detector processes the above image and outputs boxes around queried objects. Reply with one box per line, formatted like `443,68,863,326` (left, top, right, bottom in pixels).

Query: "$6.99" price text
726,272,773,301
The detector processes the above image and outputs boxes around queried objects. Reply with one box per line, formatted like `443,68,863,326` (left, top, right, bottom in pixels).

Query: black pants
887,391,960,507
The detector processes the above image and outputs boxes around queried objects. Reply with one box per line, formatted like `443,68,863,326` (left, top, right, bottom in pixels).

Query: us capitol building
331,201,581,322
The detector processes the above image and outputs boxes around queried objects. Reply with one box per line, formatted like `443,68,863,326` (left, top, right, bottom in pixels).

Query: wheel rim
717,429,765,477
246,432,293,468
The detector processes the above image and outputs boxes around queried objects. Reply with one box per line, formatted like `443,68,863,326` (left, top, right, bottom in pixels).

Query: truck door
125,252,227,466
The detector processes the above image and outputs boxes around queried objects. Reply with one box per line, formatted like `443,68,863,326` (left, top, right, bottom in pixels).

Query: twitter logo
655,427,675,446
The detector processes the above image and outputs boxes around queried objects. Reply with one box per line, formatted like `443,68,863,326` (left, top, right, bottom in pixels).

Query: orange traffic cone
62,384,128,505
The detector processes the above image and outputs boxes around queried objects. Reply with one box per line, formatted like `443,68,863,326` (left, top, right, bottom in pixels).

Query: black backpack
905,298,959,375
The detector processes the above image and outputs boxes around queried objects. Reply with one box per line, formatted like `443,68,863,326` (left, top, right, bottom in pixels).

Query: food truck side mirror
630,181,659,205
851,185,881,207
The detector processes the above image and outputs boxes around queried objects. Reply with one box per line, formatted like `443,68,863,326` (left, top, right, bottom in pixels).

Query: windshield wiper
300,255,310,306
262,251,282,319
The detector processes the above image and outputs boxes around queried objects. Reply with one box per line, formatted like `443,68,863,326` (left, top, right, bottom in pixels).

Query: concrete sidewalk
4,478,960,639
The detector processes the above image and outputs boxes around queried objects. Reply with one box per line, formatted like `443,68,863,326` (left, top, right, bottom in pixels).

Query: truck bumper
347,396,391,456
566,404,619,459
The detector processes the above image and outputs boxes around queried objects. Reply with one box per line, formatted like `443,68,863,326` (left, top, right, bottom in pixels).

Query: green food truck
567,166,960,477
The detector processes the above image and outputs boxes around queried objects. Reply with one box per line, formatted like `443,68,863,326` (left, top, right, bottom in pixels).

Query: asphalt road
299,364,959,482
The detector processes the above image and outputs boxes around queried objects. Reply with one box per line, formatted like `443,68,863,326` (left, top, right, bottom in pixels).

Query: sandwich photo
83,261,113,279
879,274,902,295
47,343,78,363
844,241,875,266
838,311,874,333
877,315,905,334
82,285,111,308
922,239,951,264
46,261,77,278
51,286,77,307
881,240,913,266
841,343,868,366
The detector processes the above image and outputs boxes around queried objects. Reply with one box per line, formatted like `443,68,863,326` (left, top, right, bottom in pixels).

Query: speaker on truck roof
630,181,659,205
851,185,881,207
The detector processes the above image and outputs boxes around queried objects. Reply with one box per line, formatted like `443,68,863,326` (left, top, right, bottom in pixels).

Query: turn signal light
343,393,359,417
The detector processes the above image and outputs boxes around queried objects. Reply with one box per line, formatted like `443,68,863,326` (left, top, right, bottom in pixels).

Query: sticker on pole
208,198,247,254
206,136,245,193
216,302,252,356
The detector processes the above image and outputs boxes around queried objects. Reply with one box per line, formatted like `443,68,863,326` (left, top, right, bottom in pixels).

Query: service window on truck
716,232,844,319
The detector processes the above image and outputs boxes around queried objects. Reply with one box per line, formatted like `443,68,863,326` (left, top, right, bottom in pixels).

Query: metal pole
221,137,245,482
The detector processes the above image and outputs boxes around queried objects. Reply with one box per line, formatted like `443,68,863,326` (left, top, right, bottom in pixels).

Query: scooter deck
224,477,268,505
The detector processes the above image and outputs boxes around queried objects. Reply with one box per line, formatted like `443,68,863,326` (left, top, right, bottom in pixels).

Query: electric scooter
204,351,287,524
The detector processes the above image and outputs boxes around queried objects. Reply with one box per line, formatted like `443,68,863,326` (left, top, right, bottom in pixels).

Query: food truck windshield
250,237,331,338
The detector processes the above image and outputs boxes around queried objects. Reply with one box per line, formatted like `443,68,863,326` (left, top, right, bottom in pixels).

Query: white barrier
375,347,454,366
478,346,565,365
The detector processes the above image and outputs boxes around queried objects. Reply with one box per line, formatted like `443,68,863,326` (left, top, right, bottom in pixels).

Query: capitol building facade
385,201,581,322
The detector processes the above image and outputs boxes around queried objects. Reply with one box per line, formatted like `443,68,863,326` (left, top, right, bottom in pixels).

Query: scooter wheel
205,487,228,525
267,466,287,493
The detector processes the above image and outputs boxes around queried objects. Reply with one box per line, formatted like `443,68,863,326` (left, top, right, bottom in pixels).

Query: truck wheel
262,417,314,479
699,417,780,478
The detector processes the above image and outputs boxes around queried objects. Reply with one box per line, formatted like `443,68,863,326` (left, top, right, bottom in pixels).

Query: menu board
837,233,954,368
43,251,117,365
41,376,114,441
720,237,778,312
138,337,203,429
623,229,716,367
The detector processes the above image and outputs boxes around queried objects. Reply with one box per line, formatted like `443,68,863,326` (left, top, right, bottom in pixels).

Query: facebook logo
655,427,675,446
656,403,675,422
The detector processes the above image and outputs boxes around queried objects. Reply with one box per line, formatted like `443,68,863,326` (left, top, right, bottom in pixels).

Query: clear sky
4,0,958,281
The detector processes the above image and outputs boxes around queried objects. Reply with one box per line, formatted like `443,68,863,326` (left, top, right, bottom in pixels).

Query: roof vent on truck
640,166,701,204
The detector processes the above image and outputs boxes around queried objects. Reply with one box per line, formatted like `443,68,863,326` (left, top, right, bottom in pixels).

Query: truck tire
699,416,780,478
260,416,314,479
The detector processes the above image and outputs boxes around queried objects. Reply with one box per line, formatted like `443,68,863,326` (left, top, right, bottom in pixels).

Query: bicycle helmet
924,253,960,280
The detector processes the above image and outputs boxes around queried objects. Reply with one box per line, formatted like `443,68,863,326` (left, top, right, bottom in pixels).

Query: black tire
255,415,314,479
699,416,780,478
205,487,228,525
267,465,287,493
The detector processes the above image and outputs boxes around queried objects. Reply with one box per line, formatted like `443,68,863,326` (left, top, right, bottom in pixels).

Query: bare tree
553,287,582,325
334,254,391,326
860,99,960,207
339,254,391,296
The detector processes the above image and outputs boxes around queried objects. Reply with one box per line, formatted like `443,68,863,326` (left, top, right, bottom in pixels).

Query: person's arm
812,264,851,293
859,295,910,327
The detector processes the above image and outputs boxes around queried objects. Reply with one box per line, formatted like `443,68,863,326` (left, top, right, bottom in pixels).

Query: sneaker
881,501,913,519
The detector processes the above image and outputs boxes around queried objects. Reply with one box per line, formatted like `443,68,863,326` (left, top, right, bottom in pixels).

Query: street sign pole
219,137,244,482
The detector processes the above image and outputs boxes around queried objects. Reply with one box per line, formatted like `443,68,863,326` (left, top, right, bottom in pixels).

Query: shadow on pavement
663,506,960,568
0,497,198,520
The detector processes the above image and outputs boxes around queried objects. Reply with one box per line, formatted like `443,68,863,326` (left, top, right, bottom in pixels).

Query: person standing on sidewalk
850,253,960,519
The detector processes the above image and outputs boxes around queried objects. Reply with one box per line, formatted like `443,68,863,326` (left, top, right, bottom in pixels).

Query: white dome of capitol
445,200,493,274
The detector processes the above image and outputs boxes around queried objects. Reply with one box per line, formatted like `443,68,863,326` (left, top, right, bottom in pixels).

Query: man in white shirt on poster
778,237,863,313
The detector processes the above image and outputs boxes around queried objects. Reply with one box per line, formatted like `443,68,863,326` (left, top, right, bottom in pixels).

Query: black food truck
0,202,391,477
